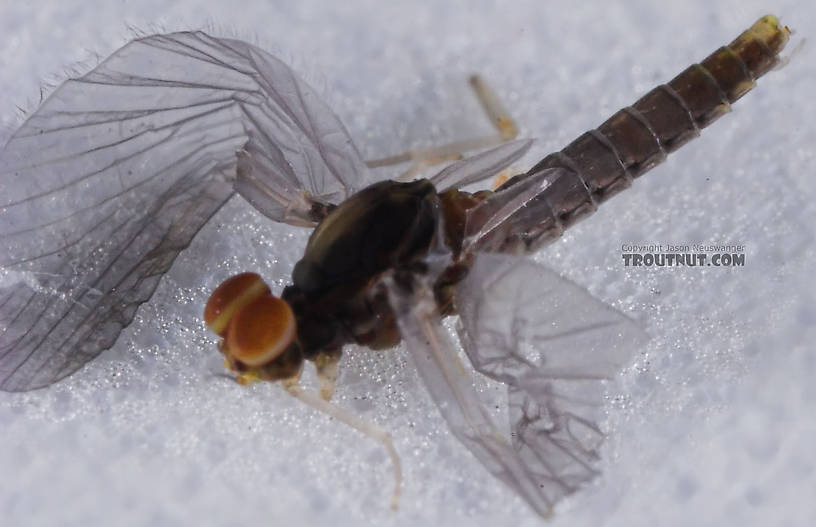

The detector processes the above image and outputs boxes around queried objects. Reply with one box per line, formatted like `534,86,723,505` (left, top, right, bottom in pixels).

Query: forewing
221,34,370,222
384,271,555,517
460,167,569,253
0,32,367,391
455,253,648,502
429,139,533,191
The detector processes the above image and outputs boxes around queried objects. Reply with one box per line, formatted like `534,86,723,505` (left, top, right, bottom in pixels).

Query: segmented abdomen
503,15,789,252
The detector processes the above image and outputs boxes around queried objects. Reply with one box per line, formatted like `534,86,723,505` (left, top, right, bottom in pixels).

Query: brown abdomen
508,15,789,250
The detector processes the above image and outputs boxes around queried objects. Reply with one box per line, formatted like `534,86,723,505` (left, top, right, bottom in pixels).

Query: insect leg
314,350,342,401
281,377,403,510
468,74,519,141
365,75,519,179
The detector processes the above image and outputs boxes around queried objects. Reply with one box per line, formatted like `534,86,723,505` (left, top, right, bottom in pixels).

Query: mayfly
0,15,789,517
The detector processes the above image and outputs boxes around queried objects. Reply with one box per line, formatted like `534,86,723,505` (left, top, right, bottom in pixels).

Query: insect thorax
282,179,441,358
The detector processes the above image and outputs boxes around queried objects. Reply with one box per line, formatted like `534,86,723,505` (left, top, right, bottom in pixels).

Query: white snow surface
1,1,814,526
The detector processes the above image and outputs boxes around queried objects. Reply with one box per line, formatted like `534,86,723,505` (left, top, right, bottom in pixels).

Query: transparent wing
454,253,648,505
460,167,570,253
384,268,555,517
0,31,368,391
222,34,370,222
428,139,533,191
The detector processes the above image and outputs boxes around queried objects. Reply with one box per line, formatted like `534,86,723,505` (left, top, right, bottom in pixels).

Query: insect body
0,14,790,517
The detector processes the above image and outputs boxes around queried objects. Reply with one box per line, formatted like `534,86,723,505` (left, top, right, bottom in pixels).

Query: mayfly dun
0,15,790,517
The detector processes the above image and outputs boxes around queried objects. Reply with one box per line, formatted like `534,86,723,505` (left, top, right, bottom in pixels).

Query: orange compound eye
204,272,271,337
225,295,296,367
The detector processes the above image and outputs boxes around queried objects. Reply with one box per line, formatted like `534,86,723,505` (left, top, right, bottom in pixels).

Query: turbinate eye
204,272,271,336
225,295,296,367
204,272,297,367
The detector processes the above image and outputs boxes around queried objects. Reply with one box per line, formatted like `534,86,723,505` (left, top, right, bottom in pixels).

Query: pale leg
366,75,519,179
314,351,341,401
282,376,403,510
